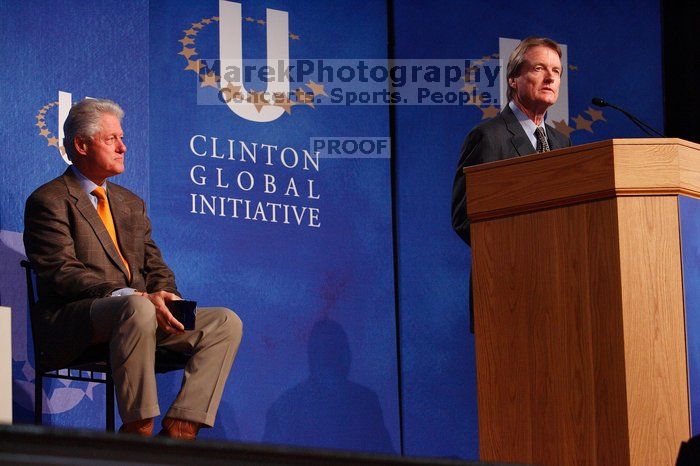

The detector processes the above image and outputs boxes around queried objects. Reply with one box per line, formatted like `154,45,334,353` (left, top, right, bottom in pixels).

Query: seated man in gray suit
24,98,243,439
451,37,571,330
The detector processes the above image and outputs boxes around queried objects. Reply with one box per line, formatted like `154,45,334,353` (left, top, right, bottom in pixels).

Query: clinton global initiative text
188,134,321,228
190,195,320,227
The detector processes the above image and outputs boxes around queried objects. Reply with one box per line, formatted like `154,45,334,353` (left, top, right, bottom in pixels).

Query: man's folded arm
24,195,117,299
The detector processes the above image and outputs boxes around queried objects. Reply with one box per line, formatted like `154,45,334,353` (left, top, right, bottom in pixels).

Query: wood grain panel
466,144,616,220
469,140,696,464
466,139,700,222
615,197,690,466
612,144,680,189
472,199,630,465
679,144,700,193
586,201,632,466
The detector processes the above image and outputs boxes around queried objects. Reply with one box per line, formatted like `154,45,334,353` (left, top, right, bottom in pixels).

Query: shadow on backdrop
263,319,394,454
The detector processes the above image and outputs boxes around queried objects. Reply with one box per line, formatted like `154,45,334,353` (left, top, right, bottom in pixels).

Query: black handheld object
591,97,664,137
166,300,198,330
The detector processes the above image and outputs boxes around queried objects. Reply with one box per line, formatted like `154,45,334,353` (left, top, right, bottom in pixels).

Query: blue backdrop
680,196,700,436
147,0,398,449
1,0,664,460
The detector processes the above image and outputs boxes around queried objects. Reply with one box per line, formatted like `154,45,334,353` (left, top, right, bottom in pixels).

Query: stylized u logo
219,0,289,123
58,91,73,164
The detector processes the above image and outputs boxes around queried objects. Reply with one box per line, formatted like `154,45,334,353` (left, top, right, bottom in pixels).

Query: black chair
20,260,190,431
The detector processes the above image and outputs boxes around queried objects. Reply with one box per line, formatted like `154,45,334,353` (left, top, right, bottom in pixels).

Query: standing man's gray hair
506,37,562,102
63,99,124,161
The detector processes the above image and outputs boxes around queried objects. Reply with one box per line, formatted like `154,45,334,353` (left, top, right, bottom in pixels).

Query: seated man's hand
139,290,184,335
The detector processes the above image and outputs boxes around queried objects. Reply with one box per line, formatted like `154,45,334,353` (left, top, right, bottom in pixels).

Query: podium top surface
465,138,700,221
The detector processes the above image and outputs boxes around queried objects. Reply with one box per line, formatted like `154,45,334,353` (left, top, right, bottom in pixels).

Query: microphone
591,97,664,137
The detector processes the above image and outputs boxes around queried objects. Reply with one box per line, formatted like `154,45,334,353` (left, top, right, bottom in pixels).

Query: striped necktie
535,126,550,153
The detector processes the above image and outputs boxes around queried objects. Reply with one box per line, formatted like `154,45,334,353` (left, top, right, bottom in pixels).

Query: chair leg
106,374,115,432
34,374,42,425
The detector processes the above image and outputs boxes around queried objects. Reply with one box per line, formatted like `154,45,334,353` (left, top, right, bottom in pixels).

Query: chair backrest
20,260,43,370
20,260,38,308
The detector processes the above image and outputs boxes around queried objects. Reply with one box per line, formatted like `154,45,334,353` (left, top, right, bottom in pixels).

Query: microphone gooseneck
591,97,664,137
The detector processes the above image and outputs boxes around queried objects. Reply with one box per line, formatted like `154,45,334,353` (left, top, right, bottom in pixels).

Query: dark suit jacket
23,168,179,369
451,104,572,245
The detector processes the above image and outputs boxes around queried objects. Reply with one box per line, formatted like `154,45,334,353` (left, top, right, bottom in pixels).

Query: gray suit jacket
23,168,179,369
451,104,572,245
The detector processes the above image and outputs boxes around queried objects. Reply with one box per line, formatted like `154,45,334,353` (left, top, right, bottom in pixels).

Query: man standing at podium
451,37,571,331
452,36,572,245
24,98,243,439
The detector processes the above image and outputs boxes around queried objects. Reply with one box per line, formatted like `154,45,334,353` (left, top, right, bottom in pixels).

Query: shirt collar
70,165,106,196
509,100,547,150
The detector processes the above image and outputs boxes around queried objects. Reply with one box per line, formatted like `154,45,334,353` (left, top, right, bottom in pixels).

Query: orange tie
91,187,130,280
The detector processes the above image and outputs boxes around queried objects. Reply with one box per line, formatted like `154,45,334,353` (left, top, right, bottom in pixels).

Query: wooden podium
465,139,700,466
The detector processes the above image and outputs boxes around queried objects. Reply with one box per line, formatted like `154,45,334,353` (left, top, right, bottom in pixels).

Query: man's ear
508,77,517,90
73,137,89,156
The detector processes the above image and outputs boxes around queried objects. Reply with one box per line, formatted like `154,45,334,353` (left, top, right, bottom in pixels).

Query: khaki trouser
89,295,242,427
